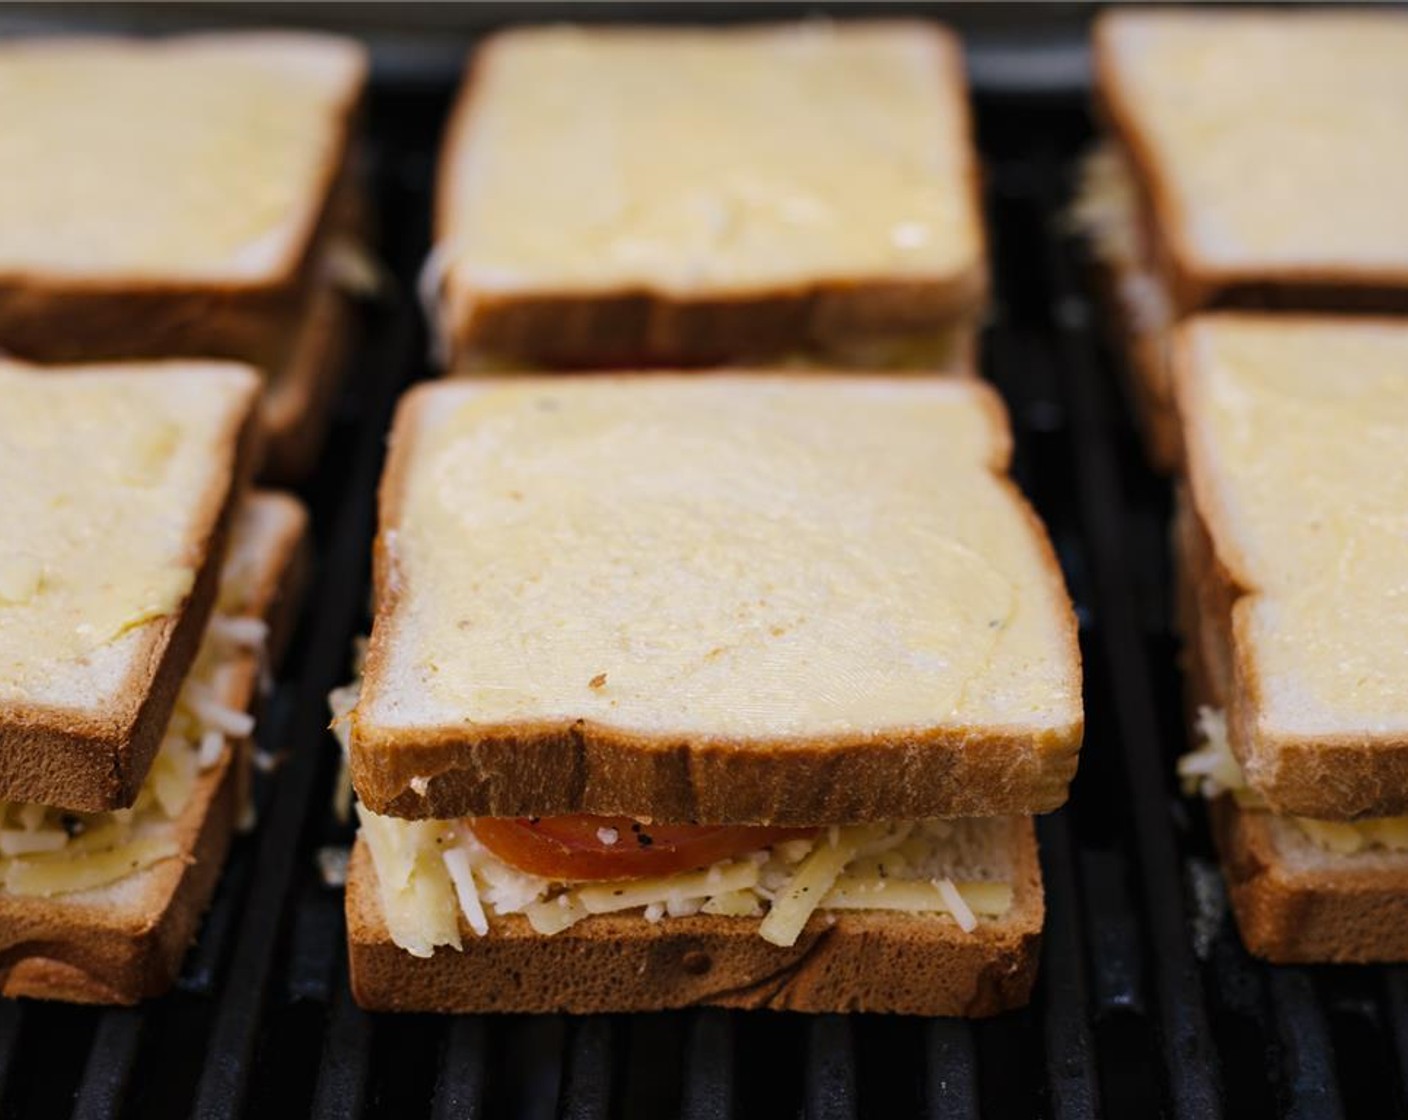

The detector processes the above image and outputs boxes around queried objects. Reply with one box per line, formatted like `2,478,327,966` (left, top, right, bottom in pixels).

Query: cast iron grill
0,16,1404,1119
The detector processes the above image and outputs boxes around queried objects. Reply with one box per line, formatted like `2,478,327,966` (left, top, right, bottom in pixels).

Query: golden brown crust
1091,13,1408,315
433,22,989,371
1172,315,1408,819
0,376,261,813
350,377,1083,825
345,817,1042,1016
1209,797,1408,964
0,492,308,1004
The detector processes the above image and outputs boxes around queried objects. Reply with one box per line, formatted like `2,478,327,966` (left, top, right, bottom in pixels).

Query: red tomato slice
467,815,817,882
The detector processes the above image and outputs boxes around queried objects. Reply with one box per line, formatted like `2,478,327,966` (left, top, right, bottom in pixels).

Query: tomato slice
467,814,817,882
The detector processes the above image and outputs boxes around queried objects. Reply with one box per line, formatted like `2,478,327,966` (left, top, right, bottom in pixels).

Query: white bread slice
350,375,1082,824
345,816,1041,1016
0,491,308,1003
1174,316,1408,819
0,33,368,366
0,33,365,283
1093,9,1408,313
1174,491,1408,962
0,360,261,812
432,21,987,369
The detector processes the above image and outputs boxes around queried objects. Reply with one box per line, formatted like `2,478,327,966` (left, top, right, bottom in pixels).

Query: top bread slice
0,32,368,364
1173,315,1408,819
350,375,1082,824
1092,9,1408,315
0,359,260,812
432,21,987,369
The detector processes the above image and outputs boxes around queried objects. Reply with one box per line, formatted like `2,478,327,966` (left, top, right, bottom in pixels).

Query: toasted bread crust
345,817,1042,1016
0,492,308,1004
433,22,988,371
1092,13,1408,315
0,371,261,812
1173,316,1408,819
350,377,1083,825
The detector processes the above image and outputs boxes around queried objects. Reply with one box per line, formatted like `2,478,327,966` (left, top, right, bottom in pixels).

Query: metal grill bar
1041,170,1226,1118
681,1010,735,1120
1269,971,1344,1120
1036,813,1100,1119
804,1016,857,1120
72,1008,144,1120
924,1020,978,1119
431,1017,489,1120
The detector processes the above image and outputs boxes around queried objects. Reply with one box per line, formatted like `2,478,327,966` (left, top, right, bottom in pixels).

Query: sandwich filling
1179,707,1408,855
355,805,1015,959
0,528,272,898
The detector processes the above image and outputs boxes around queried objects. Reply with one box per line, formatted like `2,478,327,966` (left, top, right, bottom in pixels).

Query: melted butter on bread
364,377,1079,741
442,23,980,293
0,35,363,279
1099,11,1408,271
0,362,257,704
1180,318,1408,735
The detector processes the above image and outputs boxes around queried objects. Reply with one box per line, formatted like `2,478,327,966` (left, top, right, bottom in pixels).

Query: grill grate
0,23,1404,1120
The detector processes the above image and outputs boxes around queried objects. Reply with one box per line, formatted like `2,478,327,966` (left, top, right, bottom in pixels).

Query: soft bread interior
0,491,307,1003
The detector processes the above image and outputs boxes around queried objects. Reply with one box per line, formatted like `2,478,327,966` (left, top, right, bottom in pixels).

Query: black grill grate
0,20,1405,1120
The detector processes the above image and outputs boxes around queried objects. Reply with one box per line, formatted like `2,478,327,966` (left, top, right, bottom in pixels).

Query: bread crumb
589,672,607,689
410,775,430,796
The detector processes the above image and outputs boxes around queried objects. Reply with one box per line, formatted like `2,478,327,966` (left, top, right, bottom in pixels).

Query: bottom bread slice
1210,798,1408,964
345,817,1043,1017
0,491,308,1003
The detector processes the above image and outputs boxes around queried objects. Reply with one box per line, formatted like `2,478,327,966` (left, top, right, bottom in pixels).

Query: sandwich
0,32,372,481
336,375,1083,1015
0,360,308,1002
426,22,986,373
1171,315,1408,962
1073,9,1408,470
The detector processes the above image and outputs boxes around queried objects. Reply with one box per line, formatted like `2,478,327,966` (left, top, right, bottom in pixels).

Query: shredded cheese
0,605,266,898
1180,705,1408,854
356,811,1016,957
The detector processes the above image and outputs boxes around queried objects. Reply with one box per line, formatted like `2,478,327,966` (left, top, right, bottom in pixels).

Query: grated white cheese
596,827,619,846
356,811,1017,957
935,877,977,933
1179,705,1408,854
442,845,489,937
